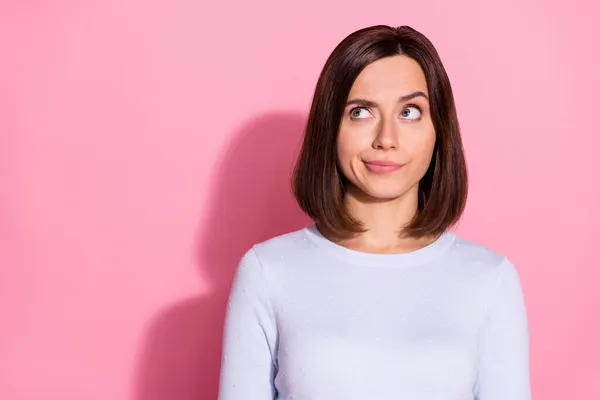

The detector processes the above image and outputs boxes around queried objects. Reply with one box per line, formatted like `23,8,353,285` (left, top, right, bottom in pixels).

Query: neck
330,185,438,254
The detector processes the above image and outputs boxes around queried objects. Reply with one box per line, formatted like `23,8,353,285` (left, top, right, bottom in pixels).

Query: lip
364,160,404,174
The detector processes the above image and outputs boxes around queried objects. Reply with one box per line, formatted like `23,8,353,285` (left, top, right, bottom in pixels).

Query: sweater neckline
303,223,456,267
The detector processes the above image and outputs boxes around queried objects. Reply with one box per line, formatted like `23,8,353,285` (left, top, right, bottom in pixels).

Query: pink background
1,0,599,399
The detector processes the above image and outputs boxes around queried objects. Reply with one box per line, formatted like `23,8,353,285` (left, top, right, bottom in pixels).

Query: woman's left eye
400,105,422,120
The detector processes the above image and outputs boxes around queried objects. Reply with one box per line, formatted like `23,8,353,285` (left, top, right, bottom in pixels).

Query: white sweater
217,224,531,400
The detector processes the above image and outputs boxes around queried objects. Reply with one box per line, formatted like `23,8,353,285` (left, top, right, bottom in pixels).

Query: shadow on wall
133,111,311,400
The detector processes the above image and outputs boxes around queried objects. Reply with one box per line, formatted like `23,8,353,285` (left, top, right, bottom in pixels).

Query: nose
372,116,399,150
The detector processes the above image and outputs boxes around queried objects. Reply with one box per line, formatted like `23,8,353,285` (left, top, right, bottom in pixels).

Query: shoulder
231,227,311,296
451,233,506,266
238,226,312,271
450,232,523,292
448,232,522,283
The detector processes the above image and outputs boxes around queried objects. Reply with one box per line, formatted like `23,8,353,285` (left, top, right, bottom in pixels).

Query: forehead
348,55,428,98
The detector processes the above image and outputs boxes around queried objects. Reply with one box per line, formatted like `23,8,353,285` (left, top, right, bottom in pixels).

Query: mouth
363,160,405,174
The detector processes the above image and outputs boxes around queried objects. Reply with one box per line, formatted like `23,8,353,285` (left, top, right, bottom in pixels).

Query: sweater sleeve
217,248,278,400
474,257,531,400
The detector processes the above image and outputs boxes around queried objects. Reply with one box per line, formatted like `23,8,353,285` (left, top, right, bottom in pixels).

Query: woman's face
337,55,436,201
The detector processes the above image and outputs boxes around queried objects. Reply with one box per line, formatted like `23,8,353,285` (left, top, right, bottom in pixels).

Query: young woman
217,25,531,400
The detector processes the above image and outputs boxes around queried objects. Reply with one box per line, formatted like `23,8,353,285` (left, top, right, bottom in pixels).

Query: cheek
336,128,365,165
411,128,436,162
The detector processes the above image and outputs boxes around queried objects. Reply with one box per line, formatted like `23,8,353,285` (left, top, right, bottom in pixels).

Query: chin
356,184,409,202
368,191,405,202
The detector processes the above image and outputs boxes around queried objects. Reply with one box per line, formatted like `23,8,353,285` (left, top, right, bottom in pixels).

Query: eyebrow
345,91,429,108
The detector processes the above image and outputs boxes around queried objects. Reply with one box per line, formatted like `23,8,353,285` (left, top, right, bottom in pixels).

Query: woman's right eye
350,107,371,119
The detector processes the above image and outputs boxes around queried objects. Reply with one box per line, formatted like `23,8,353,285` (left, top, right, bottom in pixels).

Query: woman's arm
474,257,531,399
217,248,278,400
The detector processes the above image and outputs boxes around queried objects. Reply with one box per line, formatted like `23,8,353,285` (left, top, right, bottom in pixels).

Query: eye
349,107,372,119
400,104,422,120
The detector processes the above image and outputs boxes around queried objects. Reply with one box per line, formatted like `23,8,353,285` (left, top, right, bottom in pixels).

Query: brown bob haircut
292,25,468,239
